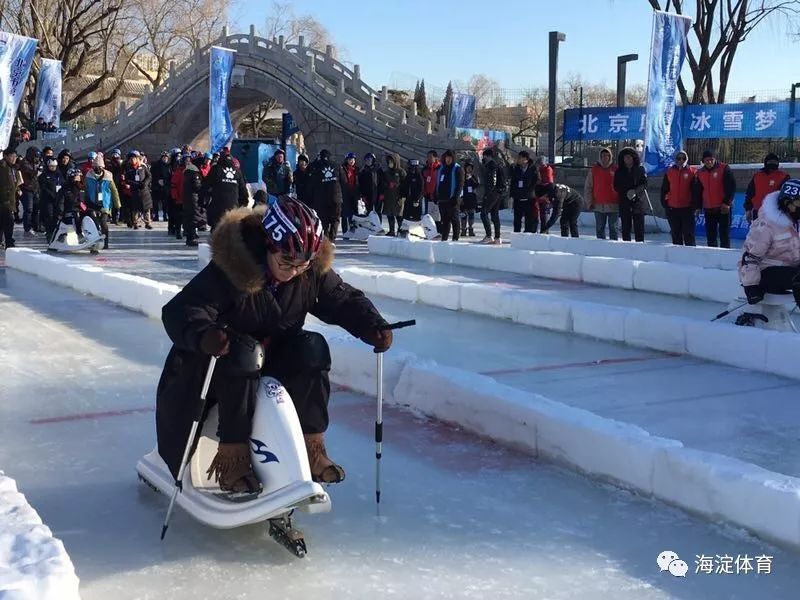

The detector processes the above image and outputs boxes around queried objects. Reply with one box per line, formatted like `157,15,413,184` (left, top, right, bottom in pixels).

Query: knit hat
92,155,105,169
702,150,716,160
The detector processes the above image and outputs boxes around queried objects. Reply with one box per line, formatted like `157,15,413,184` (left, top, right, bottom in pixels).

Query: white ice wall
7,248,800,551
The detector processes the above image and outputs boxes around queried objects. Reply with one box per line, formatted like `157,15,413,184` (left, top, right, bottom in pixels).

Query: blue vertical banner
0,32,38,149
644,11,692,175
450,93,477,128
209,46,236,153
35,58,61,127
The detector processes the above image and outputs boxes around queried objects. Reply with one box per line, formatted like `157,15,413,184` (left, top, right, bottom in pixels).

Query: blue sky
233,0,796,101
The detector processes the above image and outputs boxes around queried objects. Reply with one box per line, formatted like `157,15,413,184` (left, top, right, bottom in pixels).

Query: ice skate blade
137,450,331,529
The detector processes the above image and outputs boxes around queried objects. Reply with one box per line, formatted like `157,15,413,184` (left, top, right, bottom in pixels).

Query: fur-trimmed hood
210,206,335,294
759,191,793,228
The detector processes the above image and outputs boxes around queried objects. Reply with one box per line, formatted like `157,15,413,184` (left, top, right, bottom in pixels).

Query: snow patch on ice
0,471,81,600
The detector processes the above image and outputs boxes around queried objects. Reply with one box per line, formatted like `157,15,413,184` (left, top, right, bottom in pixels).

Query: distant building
476,105,542,151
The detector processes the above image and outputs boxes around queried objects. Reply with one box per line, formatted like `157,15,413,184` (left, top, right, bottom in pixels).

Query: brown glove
361,328,393,353
200,327,230,356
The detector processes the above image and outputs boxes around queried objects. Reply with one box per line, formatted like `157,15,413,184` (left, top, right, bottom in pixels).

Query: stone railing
31,26,462,159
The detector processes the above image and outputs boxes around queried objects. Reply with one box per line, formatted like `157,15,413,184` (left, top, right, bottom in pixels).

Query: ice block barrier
6,249,800,550
338,265,800,381
6,248,180,319
0,471,81,600
510,232,740,270
367,236,740,304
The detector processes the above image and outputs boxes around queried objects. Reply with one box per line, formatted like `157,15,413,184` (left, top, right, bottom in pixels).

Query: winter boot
103,238,109,250
206,442,262,502
480,235,493,244
469,227,475,237
303,433,345,484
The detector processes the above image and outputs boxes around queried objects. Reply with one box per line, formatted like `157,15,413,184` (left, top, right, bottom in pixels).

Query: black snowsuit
156,207,387,476
510,161,540,233
359,163,380,215
182,162,203,243
38,169,63,240
308,158,343,240
151,159,172,221
207,158,249,230
293,166,312,205
614,148,648,242
402,167,425,222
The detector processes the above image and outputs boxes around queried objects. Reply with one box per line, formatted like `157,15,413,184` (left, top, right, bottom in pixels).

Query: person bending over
157,195,392,501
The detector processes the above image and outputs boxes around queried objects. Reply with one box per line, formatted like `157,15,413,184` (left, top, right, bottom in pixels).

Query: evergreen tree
439,81,454,126
414,79,430,119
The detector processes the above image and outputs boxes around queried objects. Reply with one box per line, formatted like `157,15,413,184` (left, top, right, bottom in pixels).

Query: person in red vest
744,153,790,222
660,150,698,246
584,147,618,239
692,149,737,248
536,155,554,185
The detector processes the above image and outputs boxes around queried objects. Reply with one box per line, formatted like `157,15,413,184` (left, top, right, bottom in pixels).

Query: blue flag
450,93,476,128
644,12,691,175
35,58,61,127
0,32,38,149
209,46,236,153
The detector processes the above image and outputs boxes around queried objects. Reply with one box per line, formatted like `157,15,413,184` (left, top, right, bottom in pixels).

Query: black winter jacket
614,148,648,215
294,167,312,205
182,163,203,225
207,159,249,227
308,158,343,214
156,207,387,475
510,162,539,201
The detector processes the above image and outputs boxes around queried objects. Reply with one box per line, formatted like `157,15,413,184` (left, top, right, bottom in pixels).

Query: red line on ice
30,406,155,424
480,353,681,376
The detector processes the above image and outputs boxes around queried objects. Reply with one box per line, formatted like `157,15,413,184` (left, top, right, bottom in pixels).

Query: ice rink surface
2,261,800,599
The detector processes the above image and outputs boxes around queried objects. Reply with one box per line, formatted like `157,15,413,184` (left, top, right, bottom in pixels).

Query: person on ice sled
156,195,392,501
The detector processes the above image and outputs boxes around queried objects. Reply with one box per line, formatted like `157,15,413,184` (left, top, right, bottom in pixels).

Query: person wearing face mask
125,150,153,230
151,150,173,222
339,152,359,233
19,147,42,236
744,153,790,223
740,179,800,308
614,147,648,242
693,149,737,248
156,196,391,500
660,150,698,246
379,153,406,236
358,152,380,216
38,157,64,240
293,154,311,205
509,150,539,233
435,150,464,241
84,154,121,250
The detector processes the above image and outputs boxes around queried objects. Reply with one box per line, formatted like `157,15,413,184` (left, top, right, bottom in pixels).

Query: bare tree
265,1,335,52
647,0,800,103
128,0,230,89
463,73,500,108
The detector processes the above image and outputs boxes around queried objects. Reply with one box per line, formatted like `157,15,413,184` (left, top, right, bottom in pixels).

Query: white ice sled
399,214,440,240
48,215,104,253
137,377,331,536
343,210,385,241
